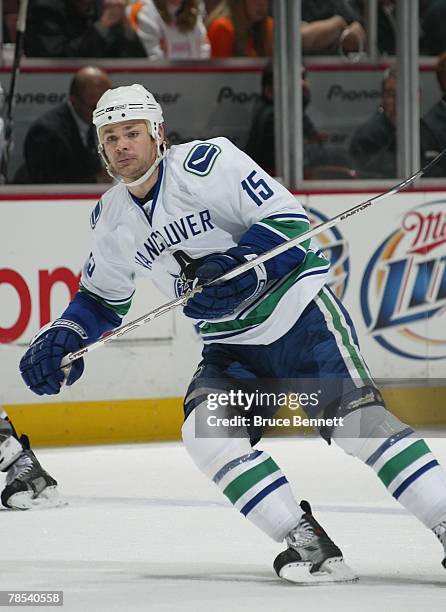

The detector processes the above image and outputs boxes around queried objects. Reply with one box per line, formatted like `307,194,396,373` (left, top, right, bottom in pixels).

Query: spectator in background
375,0,396,55
351,0,396,56
421,50,446,176
245,62,354,179
127,0,210,59
206,0,273,58
420,0,446,55
301,0,366,56
204,0,220,13
349,67,398,177
244,62,276,174
24,0,146,58
352,1,436,57
3,0,19,43
14,67,112,184
349,67,433,178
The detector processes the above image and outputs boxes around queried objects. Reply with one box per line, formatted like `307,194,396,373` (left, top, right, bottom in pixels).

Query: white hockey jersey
80,137,330,345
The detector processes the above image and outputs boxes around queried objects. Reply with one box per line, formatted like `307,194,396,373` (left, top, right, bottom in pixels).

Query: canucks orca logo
173,274,191,298
308,207,350,299
361,200,446,360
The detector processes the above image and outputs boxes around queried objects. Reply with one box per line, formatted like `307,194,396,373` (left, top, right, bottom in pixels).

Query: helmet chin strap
121,145,166,188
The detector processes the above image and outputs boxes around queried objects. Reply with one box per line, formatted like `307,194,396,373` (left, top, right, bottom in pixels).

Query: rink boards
0,190,445,444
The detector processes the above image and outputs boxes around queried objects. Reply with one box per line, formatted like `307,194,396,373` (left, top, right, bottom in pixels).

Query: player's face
101,120,157,180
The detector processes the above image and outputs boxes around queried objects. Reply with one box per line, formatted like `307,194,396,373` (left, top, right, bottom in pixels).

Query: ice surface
1,436,445,611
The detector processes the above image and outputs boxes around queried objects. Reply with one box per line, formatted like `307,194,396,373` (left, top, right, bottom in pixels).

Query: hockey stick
61,148,446,368
0,0,29,183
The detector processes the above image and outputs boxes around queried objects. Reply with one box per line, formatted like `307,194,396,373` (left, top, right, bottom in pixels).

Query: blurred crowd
3,1,446,60
2,0,446,183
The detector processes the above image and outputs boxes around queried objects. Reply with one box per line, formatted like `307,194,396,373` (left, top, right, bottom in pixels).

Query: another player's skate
1,434,62,510
274,500,357,585
433,521,446,569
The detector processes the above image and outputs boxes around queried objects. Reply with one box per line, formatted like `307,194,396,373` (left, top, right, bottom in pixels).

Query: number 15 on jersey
241,170,274,206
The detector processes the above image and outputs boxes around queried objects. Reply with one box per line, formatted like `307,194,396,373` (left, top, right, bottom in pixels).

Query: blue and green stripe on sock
215,453,288,516
369,438,438,499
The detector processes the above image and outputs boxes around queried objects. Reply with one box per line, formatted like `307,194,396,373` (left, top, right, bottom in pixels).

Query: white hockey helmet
93,84,166,187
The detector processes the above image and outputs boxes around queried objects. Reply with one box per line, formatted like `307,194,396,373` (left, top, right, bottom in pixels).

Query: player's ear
158,123,165,141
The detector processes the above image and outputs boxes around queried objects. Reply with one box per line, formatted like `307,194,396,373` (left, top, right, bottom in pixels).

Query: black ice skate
1,435,62,510
274,500,357,584
433,521,446,569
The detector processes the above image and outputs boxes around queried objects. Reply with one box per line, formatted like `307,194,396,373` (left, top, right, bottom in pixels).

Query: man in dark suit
421,50,446,177
350,67,435,178
25,0,145,58
17,66,112,184
349,68,398,178
245,62,352,179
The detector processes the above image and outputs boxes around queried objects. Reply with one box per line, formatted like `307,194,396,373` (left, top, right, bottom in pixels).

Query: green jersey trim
79,284,133,317
199,250,329,337
259,218,310,252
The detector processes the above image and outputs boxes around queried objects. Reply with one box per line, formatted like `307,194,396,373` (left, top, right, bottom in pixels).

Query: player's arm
19,202,134,396
183,139,311,320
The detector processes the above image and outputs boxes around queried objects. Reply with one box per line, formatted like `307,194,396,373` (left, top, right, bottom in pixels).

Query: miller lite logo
361,200,446,360
309,207,350,299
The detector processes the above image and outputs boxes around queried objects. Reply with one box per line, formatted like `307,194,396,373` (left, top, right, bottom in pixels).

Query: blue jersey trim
62,291,122,343
202,324,259,342
103,290,135,304
268,213,308,221
148,159,164,225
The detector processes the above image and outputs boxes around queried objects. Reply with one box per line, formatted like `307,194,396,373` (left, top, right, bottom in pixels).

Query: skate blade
279,557,358,585
6,486,67,511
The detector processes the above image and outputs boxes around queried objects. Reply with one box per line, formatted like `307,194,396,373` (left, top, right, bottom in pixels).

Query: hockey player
0,77,59,511
0,408,59,510
19,84,446,583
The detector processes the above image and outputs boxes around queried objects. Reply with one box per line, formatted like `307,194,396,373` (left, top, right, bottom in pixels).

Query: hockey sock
333,405,446,529
182,409,303,542
334,404,446,529
366,433,446,529
212,449,303,541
